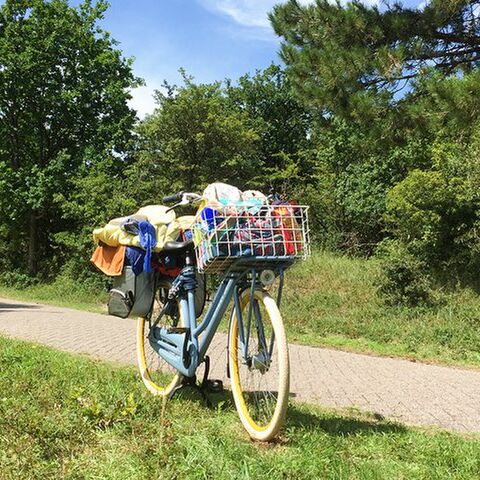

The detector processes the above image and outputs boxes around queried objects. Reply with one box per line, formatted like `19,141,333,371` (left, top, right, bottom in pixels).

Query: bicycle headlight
260,269,275,287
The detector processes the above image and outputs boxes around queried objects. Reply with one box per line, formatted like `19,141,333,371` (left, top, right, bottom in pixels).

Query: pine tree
270,0,480,114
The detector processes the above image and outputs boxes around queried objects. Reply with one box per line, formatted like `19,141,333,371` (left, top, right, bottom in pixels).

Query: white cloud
198,0,380,31
128,82,160,119
200,0,280,29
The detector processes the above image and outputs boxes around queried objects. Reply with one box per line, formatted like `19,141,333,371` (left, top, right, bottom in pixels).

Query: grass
280,252,480,369
2,251,480,368
1,336,479,480
0,277,107,314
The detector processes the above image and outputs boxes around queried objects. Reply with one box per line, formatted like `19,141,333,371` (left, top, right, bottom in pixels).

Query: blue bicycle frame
148,259,287,379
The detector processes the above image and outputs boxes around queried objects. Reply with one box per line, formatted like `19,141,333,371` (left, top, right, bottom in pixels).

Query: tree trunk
28,212,38,276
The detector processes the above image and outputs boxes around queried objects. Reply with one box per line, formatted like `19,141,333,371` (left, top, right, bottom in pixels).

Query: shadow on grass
287,404,407,436
173,384,407,437
171,382,236,411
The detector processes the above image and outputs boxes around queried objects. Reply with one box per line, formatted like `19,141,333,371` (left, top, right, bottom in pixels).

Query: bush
0,271,38,289
377,240,434,306
384,141,480,282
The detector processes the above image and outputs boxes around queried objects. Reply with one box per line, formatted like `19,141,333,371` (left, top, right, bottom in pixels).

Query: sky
92,0,422,118
1,0,423,117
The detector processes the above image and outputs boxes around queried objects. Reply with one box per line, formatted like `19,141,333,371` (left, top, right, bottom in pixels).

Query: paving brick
1,297,479,433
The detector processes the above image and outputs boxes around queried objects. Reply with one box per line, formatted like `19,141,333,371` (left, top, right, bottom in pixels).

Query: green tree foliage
271,0,480,115
225,65,313,193
385,131,480,277
0,0,138,276
132,68,314,201
56,67,315,280
132,73,260,198
53,153,138,280
269,0,480,300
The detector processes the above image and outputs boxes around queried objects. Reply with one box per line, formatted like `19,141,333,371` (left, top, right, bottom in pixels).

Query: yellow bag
92,207,195,251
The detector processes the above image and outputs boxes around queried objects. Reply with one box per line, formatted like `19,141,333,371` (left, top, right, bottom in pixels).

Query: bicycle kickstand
168,356,223,408
201,355,224,395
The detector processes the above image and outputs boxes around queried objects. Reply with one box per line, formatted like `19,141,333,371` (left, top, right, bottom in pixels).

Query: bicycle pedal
205,379,223,393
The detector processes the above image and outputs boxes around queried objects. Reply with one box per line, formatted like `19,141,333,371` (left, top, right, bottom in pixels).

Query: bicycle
136,191,310,441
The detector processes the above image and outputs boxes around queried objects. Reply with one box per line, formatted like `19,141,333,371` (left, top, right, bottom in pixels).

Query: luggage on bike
91,205,196,319
193,194,310,273
108,267,155,318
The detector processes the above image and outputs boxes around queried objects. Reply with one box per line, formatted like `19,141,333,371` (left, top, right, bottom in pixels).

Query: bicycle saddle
162,239,194,254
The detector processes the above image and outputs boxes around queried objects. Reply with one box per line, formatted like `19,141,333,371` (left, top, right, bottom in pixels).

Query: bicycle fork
232,268,284,373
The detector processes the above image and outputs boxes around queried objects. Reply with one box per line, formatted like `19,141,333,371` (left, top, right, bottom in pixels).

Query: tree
225,64,313,193
270,0,480,115
133,74,259,197
0,0,139,275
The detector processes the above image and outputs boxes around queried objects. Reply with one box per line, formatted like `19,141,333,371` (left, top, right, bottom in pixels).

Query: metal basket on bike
193,203,311,273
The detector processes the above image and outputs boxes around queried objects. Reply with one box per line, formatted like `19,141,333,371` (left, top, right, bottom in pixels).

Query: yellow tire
137,285,183,396
228,289,290,441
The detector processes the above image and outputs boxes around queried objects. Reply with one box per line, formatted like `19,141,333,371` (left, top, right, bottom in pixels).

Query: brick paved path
1,297,479,433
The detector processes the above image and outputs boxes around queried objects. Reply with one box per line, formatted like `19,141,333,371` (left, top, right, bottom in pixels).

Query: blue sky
1,0,423,116
94,0,422,117
98,0,288,116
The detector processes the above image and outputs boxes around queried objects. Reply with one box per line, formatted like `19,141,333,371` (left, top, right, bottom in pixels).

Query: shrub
0,271,38,289
376,240,433,306
384,146,480,281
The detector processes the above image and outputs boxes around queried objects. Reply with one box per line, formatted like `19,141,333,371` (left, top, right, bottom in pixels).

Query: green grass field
1,336,479,480
280,252,480,368
2,251,480,368
0,277,108,314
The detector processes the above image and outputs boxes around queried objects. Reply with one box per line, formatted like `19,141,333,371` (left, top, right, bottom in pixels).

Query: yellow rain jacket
92,205,195,252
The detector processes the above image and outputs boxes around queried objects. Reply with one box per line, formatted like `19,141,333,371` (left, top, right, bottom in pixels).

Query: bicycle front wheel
137,284,183,396
228,289,290,441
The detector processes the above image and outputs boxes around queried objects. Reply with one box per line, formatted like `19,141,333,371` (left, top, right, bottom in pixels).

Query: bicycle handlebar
163,192,203,211
163,192,184,203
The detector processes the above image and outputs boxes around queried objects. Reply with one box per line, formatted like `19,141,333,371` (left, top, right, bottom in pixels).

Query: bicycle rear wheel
228,289,289,441
137,283,183,396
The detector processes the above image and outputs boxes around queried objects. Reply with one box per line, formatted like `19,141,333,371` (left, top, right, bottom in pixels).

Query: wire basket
193,204,311,273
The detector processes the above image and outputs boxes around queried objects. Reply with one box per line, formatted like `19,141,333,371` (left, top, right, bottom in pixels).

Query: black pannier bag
108,267,155,319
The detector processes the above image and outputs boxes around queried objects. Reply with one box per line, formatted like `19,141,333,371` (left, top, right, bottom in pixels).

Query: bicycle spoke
233,294,282,428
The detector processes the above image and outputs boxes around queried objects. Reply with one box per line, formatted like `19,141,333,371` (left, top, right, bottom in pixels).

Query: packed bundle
91,205,194,318
193,183,309,272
